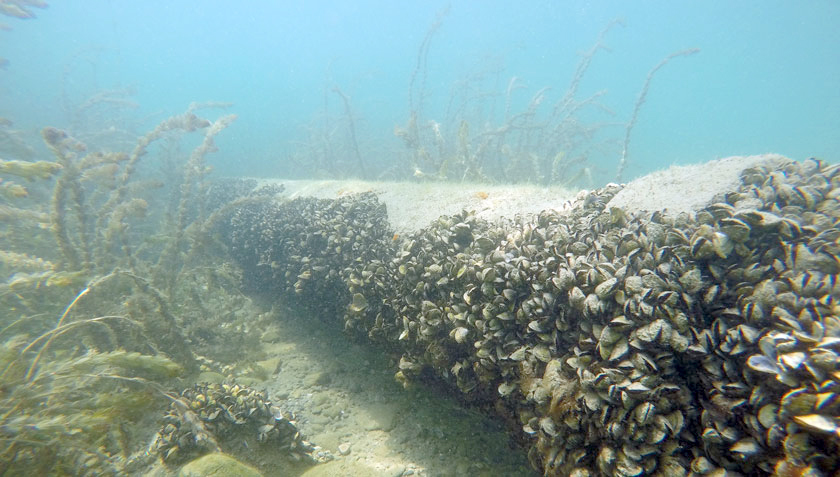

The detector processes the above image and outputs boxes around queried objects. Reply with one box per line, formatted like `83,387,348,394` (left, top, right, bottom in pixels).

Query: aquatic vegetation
281,17,696,186
0,159,62,181
0,0,47,33
391,18,698,186
617,48,700,182
0,0,47,21
0,334,182,475
0,0,48,66
0,104,279,474
331,86,368,179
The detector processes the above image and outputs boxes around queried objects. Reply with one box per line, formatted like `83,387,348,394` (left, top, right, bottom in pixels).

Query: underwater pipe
220,158,840,476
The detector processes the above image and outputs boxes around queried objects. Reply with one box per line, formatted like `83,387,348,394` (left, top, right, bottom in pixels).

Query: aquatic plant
0,110,235,371
0,0,47,29
284,80,372,180
0,159,62,181
0,0,48,67
617,48,700,183
331,86,368,179
0,0,46,21
394,18,700,186
279,15,696,186
392,19,615,185
0,103,276,473
0,327,183,474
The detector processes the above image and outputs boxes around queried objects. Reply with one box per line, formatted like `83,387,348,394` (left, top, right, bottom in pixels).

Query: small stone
236,376,261,388
312,391,330,407
196,371,225,384
322,404,342,419
338,442,352,456
260,328,281,343
309,415,330,428
362,403,398,431
305,371,332,387
257,357,282,376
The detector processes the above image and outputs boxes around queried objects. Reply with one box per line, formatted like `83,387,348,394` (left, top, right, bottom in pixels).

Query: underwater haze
2,0,839,184
5,2,840,475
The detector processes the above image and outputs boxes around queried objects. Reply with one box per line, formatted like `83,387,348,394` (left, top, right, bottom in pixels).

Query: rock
309,414,331,429
196,371,225,384
362,403,398,431
177,453,262,477
305,371,332,387
235,376,261,387
312,431,342,452
312,391,330,407
260,328,281,343
322,404,342,419
256,357,282,376
338,442,351,456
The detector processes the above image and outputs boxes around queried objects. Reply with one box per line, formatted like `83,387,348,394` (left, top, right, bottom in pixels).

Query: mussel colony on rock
221,158,840,476
153,383,331,465
226,192,395,318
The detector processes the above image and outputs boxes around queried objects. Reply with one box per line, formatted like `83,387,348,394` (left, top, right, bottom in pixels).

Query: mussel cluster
222,158,840,476
225,192,395,317
154,383,329,464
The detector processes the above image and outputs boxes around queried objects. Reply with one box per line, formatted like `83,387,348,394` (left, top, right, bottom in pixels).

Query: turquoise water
2,0,838,183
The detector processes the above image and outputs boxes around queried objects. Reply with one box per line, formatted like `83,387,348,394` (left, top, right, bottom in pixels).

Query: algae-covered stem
156,113,237,295
42,127,91,272
408,5,450,119
21,272,119,382
332,87,367,179
617,48,700,183
22,284,89,382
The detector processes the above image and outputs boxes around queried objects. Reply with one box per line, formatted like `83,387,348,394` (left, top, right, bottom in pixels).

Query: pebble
305,371,332,387
260,328,281,343
338,442,351,456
